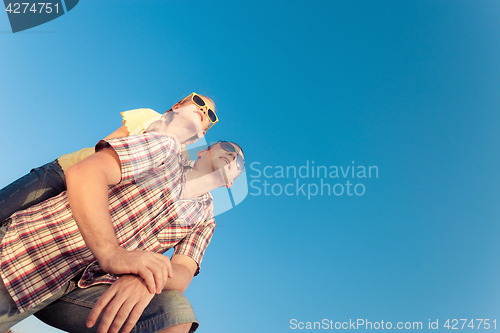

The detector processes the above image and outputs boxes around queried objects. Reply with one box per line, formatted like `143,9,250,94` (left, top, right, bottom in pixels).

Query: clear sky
1,1,499,332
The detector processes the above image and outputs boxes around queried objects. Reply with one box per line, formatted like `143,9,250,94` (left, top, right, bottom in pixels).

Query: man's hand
86,274,154,333
99,248,172,294
88,254,197,333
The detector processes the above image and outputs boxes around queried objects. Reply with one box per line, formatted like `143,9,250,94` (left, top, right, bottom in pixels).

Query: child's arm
103,125,130,140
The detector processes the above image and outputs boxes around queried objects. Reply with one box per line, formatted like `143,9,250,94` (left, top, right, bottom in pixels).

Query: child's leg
0,159,66,222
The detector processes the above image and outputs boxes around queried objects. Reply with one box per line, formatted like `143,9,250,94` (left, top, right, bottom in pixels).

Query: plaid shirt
0,133,216,313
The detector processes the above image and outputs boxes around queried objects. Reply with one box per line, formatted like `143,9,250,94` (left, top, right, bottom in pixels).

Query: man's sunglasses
180,93,219,130
210,141,245,172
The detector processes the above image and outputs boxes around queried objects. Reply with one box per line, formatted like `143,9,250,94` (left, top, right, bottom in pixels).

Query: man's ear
197,149,208,158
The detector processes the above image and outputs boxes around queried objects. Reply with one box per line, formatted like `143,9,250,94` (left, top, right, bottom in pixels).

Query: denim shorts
34,285,199,333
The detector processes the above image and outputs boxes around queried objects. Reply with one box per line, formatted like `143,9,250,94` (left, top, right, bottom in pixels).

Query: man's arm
66,147,171,294
167,254,198,292
86,254,197,333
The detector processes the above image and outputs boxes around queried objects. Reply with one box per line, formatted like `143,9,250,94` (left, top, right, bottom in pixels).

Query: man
36,140,245,333
0,93,243,332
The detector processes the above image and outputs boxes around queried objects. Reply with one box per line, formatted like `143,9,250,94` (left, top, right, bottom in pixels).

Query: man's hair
230,142,244,157
207,141,244,157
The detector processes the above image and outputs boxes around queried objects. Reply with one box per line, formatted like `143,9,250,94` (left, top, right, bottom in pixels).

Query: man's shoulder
98,133,182,179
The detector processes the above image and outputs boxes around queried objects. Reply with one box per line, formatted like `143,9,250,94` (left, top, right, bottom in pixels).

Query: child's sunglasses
210,141,245,172
180,93,219,130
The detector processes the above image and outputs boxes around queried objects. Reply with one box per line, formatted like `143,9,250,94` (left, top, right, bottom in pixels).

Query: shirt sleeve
95,133,180,185
173,217,216,276
121,108,162,135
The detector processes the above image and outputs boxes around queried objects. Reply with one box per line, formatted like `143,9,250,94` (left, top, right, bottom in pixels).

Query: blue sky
1,0,499,332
